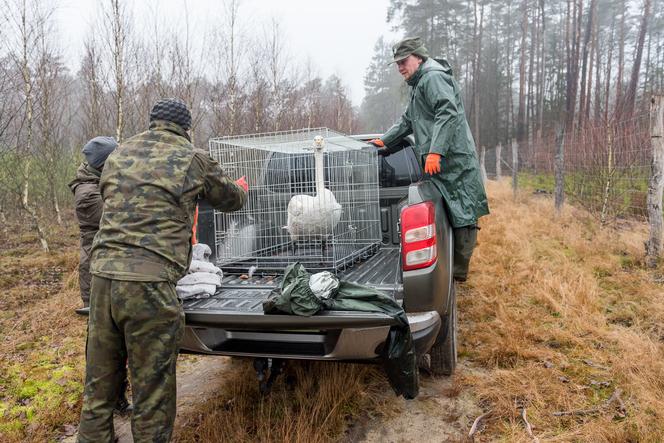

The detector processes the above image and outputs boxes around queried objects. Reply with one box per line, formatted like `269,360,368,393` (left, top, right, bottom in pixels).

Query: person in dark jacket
69,137,132,415
68,136,117,308
368,37,489,282
77,98,247,443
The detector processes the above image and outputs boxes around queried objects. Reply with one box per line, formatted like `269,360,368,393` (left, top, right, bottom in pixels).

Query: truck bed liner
183,247,402,327
214,246,400,289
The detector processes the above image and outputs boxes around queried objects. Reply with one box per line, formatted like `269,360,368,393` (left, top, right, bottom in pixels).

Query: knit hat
149,98,192,130
82,136,118,170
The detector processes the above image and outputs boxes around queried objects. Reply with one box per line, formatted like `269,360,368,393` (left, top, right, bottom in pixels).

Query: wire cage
209,128,381,274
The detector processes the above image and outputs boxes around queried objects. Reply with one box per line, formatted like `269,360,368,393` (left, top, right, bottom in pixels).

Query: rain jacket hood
382,57,489,227
406,57,452,86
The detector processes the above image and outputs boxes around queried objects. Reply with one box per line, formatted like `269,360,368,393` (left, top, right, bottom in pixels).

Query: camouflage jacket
90,120,246,283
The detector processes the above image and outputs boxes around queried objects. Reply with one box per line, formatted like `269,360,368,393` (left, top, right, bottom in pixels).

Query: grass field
518,169,658,220
0,222,85,441
459,179,664,441
1,179,663,442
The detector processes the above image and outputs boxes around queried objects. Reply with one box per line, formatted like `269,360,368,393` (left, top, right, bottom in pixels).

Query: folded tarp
263,262,419,399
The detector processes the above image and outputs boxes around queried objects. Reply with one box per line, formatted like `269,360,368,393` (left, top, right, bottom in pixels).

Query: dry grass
174,359,392,443
459,179,664,442
0,219,396,443
2,180,664,442
0,219,87,442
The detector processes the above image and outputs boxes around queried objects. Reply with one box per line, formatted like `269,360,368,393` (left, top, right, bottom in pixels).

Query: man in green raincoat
368,37,489,282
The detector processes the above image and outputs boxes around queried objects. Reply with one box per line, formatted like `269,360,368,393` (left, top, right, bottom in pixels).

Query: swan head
313,135,325,151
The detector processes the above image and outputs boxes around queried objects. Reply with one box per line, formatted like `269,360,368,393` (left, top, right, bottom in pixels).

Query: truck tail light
400,201,437,271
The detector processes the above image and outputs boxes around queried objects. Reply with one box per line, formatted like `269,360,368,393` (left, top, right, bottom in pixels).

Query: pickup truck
183,135,458,377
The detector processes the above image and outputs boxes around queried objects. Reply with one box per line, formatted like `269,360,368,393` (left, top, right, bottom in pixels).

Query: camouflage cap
389,37,429,65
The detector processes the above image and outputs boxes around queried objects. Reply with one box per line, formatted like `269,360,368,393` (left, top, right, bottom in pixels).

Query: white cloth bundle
189,260,222,275
309,271,339,300
192,243,212,261
176,284,218,299
176,244,223,300
178,272,222,287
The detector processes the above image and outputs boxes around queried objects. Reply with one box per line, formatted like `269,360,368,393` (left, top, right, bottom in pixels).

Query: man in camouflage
77,98,247,443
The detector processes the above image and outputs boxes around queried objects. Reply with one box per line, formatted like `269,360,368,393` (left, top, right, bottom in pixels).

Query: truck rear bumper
180,310,440,360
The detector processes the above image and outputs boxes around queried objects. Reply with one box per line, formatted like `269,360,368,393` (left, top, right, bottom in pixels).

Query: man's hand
367,139,390,157
235,176,248,192
424,153,442,175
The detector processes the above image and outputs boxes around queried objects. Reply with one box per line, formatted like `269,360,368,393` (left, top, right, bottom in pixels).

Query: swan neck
314,147,325,195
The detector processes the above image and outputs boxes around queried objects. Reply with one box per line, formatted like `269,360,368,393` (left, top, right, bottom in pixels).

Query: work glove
367,139,390,157
424,153,442,175
191,205,199,245
235,175,248,192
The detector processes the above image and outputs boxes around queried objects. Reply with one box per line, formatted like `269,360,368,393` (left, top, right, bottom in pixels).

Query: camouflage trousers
453,225,479,282
78,276,184,443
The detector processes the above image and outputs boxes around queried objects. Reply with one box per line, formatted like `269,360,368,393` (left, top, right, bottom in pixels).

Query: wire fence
529,113,652,223
480,102,664,266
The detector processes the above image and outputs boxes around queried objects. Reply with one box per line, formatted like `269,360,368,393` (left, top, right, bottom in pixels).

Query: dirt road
356,366,480,443
90,356,479,443
112,356,230,442
61,356,231,443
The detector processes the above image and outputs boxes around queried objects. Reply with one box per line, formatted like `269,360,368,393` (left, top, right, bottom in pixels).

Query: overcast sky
55,0,401,105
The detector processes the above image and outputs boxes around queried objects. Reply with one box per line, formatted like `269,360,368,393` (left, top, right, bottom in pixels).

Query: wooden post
495,142,502,179
511,138,518,197
600,126,615,225
554,123,565,214
646,95,664,267
480,145,487,184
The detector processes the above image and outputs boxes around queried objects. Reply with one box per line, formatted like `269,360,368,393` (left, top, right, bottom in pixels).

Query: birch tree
3,0,51,250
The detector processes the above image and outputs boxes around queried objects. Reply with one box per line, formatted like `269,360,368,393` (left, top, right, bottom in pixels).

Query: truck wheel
429,285,457,376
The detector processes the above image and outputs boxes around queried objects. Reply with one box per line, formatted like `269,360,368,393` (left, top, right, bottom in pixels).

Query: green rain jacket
381,58,489,228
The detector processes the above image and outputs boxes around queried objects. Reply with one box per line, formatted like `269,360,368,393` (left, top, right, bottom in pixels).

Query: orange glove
235,176,248,192
367,139,390,156
191,205,199,245
424,153,442,175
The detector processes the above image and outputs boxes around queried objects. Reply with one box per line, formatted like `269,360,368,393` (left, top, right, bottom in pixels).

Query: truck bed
182,247,402,325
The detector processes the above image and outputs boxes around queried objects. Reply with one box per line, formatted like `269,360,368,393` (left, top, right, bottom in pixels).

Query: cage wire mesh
209,128,381,274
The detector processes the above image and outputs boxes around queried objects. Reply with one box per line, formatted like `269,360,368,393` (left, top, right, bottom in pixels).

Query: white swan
286,136,342,242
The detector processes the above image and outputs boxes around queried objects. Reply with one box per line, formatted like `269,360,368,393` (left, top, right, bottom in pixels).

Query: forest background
0,0,660,248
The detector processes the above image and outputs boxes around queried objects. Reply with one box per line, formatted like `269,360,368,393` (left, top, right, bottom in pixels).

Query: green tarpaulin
263,263,419,399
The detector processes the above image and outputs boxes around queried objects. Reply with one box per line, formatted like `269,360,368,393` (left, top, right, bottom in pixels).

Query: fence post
495,142,502,179
480,145,487,184
646,95,664,268
511,138,518,197
600,126,615,225
554,123,565,214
